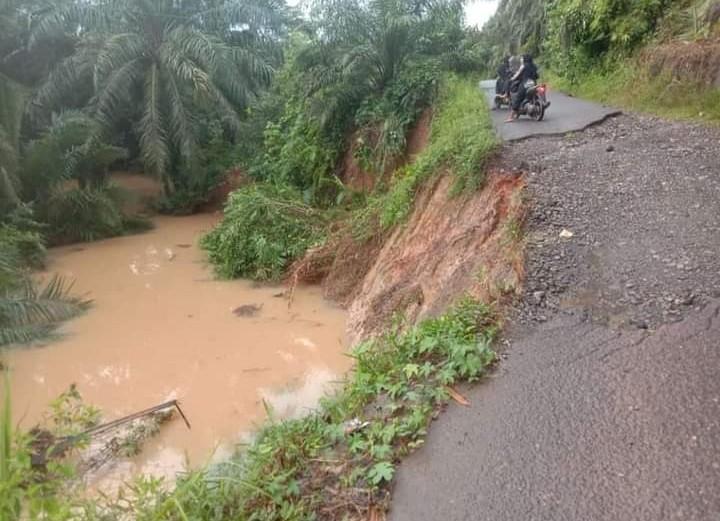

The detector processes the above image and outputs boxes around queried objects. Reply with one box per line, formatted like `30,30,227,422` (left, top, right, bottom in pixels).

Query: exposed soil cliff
345,170,525,342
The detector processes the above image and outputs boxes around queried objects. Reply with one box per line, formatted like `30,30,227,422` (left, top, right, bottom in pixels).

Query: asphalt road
478,79,620,141
389,99,720,520
391,303,720,521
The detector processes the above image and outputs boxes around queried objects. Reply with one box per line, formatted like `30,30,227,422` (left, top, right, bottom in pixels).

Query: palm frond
93,32,146,90
92,57,144,130
31,41,101,119
29,1,119,47
0,275,90,347
161,67,196,161
138,63,170,179
46,186,123,243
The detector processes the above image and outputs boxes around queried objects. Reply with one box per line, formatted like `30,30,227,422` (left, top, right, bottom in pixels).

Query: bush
0,224,46,272
44,186,124,244
353,60,441,175
201,184,327,280
157,121,238,215
544,0,675,79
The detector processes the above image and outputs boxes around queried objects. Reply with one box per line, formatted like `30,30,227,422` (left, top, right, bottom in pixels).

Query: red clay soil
293,169,527,343
344,171,526,342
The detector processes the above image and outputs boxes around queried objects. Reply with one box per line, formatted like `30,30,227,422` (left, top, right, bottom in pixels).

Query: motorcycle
516,80,550,121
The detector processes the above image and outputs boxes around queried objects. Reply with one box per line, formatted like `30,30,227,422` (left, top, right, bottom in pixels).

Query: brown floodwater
2,214,349,486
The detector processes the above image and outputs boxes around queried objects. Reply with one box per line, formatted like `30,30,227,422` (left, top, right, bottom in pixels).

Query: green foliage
0,76,25,205
544,0,674,80
157,121,238,215
253,99,340,203
45,384,101,437
475,0,549,67
30,0,284,195
354,60,441,174
202,184,327,281
45,186,124,244
21,111,126,199
0,224,46,272
0,376,90,521
0,274,91,347
354,76,497,237
244,0,473,204
0,220,89,348
549,61,720,123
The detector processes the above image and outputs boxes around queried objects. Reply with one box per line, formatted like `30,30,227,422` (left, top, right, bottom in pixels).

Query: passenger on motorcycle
495,56,511,98
506,54,539,122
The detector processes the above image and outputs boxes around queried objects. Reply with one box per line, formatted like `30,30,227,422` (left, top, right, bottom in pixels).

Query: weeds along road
390,105,720,520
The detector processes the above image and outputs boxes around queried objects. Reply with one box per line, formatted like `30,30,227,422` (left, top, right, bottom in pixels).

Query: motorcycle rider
506,54,539,122
495,56,511,99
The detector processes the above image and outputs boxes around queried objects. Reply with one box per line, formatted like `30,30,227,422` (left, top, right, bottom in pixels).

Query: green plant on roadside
548,63,720,123
202,183,327,281
0,375,79,521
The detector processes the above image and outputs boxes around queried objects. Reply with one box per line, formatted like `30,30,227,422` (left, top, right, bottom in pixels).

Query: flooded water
2,214,349,486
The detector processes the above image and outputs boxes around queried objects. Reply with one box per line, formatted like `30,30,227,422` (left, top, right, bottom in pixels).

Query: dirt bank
294,169,525,343
346,171,525,341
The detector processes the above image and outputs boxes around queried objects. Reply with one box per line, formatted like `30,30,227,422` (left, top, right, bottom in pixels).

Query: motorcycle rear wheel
532,100,545,121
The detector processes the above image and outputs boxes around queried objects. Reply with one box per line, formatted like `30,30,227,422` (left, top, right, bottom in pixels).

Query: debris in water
343,417,370,435
164,248,176,260
559,229,574,239
30,399,191,471
233,303,263,317
175,243,192,248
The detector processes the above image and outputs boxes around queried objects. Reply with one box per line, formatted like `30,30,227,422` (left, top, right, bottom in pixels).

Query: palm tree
31,0,285,194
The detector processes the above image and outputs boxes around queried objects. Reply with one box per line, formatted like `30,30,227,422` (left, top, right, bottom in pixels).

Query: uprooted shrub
202,183,327,281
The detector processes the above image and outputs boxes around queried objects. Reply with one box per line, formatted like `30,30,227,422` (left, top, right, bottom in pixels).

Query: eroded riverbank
2,214,350,486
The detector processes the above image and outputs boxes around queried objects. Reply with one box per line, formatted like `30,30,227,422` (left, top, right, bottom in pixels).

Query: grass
548,62,720,124
352,75,498,239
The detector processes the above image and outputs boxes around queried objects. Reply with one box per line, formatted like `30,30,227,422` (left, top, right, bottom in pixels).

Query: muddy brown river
3,214,349,486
